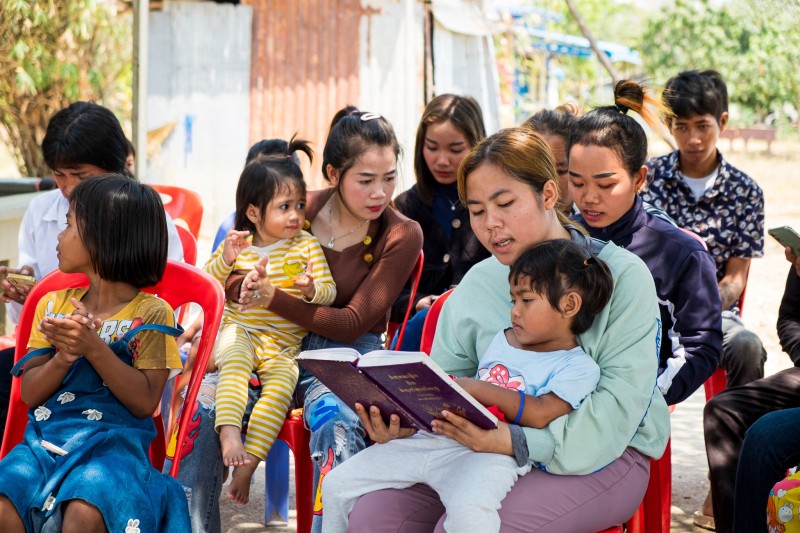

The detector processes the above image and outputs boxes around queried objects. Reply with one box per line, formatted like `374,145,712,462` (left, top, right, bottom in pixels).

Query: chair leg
626,438,672,533
264,440,290,526
283,420,313,533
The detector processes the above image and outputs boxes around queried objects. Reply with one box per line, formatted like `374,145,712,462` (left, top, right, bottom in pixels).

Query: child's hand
239,256,274,311
68,298,101,331
292,261,316,300
39,315,104,361
223,230,252,266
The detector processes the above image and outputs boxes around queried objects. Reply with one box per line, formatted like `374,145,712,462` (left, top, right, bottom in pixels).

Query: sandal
693,510,716,531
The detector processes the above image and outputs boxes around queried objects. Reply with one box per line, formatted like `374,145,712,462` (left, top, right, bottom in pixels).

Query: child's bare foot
219,425,250,467
227,457,259,504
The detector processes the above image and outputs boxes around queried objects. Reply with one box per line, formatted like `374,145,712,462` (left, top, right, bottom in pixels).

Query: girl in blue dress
0,175,190,532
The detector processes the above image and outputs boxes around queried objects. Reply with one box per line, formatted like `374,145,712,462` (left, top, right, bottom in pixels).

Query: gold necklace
327,196,368,248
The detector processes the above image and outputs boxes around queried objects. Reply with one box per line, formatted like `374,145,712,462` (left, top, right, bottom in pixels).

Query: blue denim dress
0,323,190,532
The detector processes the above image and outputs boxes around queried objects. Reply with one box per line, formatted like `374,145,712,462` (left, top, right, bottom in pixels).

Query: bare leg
693,489,715,530
219,424,251,467
227,454,261,504
62,499,108,533
0,496,24,533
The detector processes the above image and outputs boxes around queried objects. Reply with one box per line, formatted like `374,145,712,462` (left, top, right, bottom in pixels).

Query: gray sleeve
509,424,529,467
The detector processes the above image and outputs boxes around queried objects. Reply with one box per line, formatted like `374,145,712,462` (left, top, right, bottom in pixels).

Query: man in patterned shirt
642,69,765,530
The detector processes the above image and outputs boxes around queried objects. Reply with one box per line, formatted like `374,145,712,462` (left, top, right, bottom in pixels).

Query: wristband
512,389,525,425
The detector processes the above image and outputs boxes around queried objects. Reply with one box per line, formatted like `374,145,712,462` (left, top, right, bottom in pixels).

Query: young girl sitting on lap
206,137,336,504
0,175,189,532
322,238,613,533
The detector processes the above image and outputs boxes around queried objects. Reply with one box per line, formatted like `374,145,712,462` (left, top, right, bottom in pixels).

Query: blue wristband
512,389,525,425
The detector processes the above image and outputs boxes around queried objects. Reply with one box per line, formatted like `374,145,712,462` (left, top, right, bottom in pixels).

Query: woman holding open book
346,127,670,532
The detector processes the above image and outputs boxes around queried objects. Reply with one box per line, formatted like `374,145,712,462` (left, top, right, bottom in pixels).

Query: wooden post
132,0,149,180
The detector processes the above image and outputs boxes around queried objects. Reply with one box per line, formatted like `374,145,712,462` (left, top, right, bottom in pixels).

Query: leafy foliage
638,0,800,123
0,0,132,176
494,0,643,122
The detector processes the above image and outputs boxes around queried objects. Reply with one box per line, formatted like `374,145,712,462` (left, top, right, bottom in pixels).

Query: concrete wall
358,0,426,192
147,1,252,247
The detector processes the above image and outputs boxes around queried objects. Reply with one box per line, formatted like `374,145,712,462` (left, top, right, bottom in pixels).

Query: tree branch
564,0,621,84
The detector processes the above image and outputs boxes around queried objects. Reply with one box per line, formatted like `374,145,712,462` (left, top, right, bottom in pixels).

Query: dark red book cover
298,349,497,432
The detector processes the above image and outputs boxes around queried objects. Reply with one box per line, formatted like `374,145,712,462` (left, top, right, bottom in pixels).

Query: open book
297,348,498,432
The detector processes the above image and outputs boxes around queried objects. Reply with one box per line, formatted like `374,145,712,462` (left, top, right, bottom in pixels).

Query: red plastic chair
265,413,314,533
420,287,454,355
386,251,424,349
704,276,747,400
152,184,204,240
176,225,198,267
0,260,225,479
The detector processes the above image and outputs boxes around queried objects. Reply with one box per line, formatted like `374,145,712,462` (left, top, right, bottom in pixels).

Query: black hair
234,135,313,234
414,94,486,204
663,70,728,124
126,138,136,158
246,138,300,165
509,239,614,335
42,101,128,173
321,106,401,188
567,80,671,177
70,175,167,288
522,102,579,140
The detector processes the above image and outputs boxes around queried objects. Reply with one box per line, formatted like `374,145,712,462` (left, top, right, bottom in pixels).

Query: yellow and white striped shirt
205,231,336,349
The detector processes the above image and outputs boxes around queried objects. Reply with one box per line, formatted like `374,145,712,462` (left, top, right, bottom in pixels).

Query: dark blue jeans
389,308,428,352
704,367,800,533
300,331,384,533
734,408,800,532
166,331,384,533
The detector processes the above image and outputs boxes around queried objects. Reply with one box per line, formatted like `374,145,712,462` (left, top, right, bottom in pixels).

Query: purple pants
346,447,649,532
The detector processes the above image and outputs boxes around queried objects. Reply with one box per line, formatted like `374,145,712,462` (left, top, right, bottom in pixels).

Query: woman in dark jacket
391,94,488,350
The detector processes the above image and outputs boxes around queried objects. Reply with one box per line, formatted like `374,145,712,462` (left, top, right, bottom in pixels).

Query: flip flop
693,510,716,531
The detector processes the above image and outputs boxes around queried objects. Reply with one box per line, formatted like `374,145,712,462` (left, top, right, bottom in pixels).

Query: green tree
638,0,800,123
0,0,132,177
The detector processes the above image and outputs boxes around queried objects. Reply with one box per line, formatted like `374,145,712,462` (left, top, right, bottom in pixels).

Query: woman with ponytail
567,80,722,406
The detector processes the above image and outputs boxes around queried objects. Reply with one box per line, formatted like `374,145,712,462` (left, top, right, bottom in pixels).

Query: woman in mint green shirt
347,127,670,532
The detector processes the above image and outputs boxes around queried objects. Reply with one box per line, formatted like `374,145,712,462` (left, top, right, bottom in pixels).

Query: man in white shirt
0,101,184,432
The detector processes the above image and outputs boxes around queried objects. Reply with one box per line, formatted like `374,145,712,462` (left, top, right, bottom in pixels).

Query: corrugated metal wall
246,0,363,189
246,0,425,190
357,0,426,192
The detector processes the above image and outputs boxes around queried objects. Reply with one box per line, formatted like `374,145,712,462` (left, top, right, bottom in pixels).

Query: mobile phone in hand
769,226,800,256
5,273,36,291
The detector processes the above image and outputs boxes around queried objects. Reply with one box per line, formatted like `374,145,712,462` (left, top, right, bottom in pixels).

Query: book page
297,347,360,363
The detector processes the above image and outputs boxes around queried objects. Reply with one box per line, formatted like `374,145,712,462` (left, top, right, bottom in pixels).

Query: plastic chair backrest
175,225,198,267
152,184,204,240
387,251,424,349
420,288,454,355
0,260,224,478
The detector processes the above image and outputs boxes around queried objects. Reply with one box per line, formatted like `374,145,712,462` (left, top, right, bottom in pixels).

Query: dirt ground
216,137,800,532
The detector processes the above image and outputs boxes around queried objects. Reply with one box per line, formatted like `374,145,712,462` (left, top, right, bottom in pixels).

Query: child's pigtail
579,253,614,318
286,133,314,167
